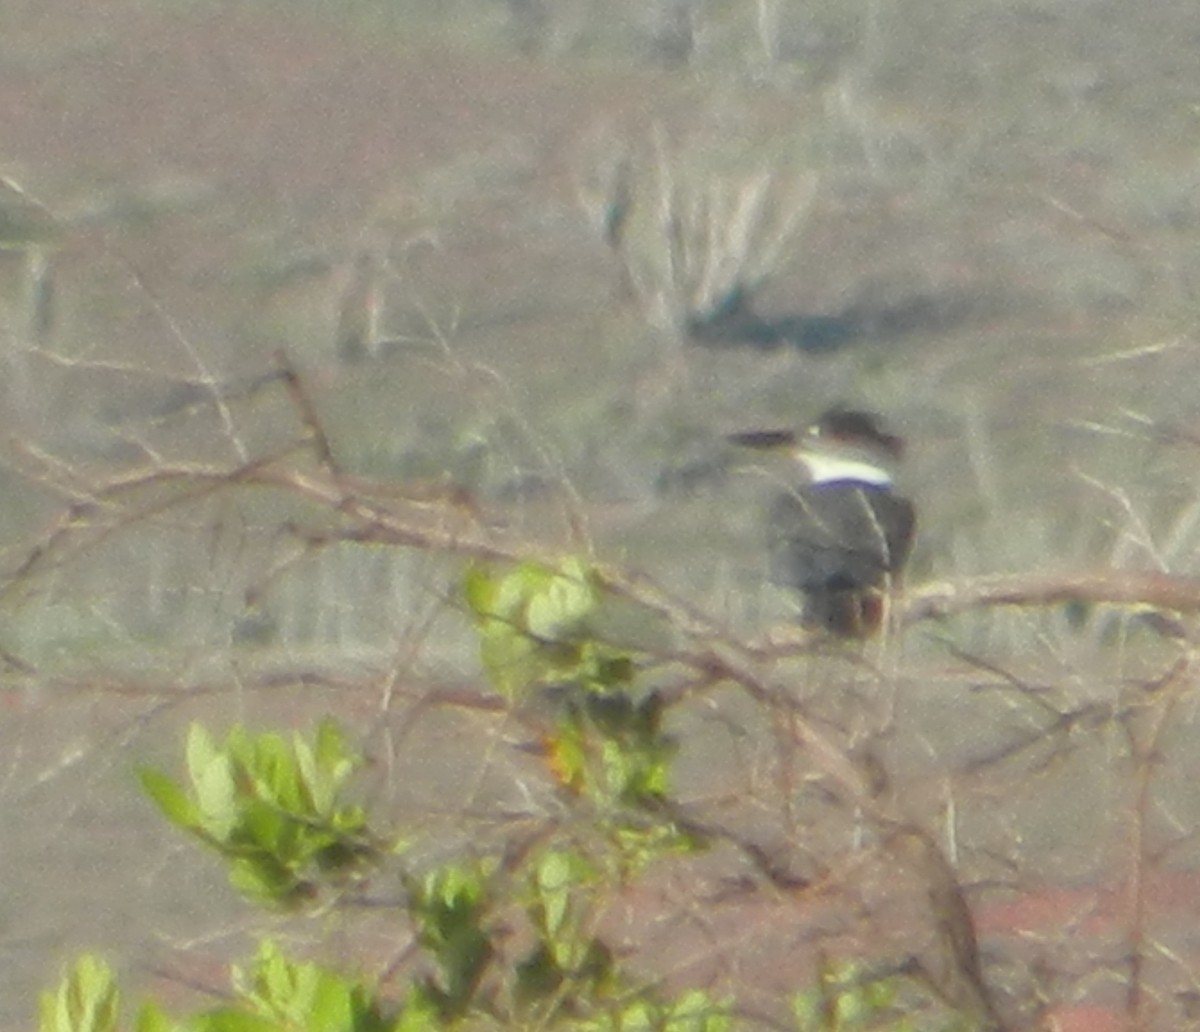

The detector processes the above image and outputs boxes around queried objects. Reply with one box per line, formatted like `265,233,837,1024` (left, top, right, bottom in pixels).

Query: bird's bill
727,429,799,451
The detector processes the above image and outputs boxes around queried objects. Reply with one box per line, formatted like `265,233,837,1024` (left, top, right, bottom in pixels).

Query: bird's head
730,407,904,485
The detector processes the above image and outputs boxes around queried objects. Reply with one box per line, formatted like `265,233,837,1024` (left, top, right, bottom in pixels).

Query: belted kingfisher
731,407,916,637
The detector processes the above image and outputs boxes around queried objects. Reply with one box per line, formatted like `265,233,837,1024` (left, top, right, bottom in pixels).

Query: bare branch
903,571,1200,624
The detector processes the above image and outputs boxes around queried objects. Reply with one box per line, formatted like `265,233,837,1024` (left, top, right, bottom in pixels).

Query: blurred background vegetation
3,0,1200,1028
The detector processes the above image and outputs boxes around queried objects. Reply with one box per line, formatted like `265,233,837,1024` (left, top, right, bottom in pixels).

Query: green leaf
239,798,290,853
133,1002,176,1032
229,855,312,909
185,724,220,791
138,768,200,830
514,943,563,1004
306,979,354,1032
244,733,297,811
393,986,441,1032
190,1009,280,1032
304,720,355,814
534,851,574,937
484,561,541,625
664,990,731,1032
194,760,239,840
478,623,540,700
463,564,499,620
791,988,822,1031
526,564,595,640
39,955,119,1032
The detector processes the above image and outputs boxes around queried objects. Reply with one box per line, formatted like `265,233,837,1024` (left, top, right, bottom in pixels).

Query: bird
731,407,916,637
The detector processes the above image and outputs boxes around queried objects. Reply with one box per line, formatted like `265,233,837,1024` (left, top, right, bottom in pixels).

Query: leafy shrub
40,558,983,1032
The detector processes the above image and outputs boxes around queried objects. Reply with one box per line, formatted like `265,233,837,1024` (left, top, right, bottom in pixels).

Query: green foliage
790,960,974,1032
40,556,988,1032
208,940,394,1032
40,944,405,1032
548,689,672,804
469,559,700,870
514,850,614,1015
578,990,732,1032
139,720,384,908
403,860,496,1018
465,557,634,700
40,955,120,1032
